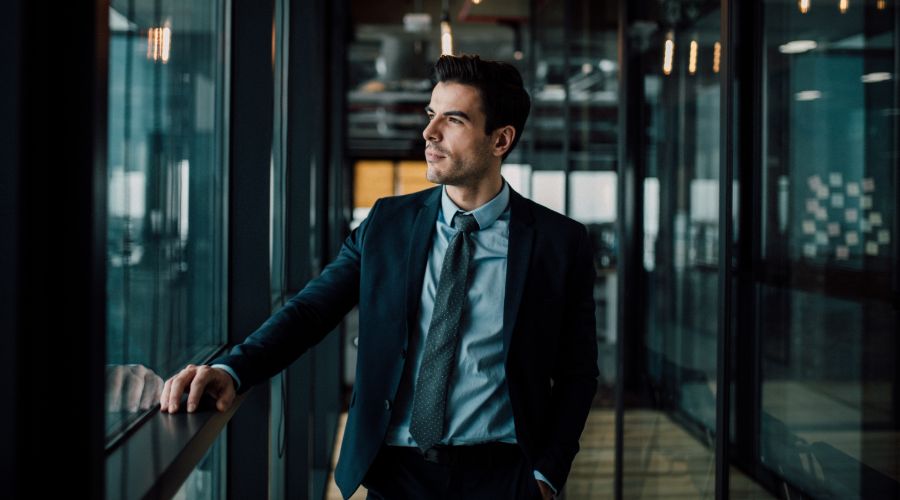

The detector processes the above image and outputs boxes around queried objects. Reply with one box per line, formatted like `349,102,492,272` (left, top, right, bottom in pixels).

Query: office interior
2,0,899,498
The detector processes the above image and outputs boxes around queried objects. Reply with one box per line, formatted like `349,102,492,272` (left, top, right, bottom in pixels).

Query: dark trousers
362,443,542,500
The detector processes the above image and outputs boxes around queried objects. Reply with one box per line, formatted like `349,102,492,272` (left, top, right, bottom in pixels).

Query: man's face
423,82,496,187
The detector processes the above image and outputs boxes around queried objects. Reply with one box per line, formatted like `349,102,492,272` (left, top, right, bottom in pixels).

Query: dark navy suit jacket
212,186,599,498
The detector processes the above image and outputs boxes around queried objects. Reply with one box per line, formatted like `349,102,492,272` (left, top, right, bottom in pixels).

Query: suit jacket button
384,399,392,411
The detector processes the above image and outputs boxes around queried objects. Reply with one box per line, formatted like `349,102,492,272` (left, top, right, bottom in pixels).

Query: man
160,54,598,500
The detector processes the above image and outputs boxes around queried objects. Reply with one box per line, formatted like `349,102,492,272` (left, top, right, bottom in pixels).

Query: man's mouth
425,149,447,162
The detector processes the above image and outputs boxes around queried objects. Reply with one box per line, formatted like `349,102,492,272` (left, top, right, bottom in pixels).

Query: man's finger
159,378,171,411
166,365,196,413
214,379,236,413
187,367,212,413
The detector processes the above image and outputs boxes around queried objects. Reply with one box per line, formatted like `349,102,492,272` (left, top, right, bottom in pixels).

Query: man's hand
159,364,236,414
536,480,555,500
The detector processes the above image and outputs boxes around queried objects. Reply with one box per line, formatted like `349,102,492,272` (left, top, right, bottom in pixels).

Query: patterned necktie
409,212,480,451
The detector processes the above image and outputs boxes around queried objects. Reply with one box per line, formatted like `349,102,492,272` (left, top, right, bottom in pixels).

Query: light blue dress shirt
386,182,514,447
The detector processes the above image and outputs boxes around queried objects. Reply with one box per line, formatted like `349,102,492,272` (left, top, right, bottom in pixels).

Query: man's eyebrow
424,106,471,121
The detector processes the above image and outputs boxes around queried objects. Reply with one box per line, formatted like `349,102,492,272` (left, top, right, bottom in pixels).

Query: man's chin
425,167,448,185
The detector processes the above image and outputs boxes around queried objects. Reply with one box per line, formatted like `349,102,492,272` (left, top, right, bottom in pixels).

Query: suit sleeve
534,225,599,489
209,201,378,392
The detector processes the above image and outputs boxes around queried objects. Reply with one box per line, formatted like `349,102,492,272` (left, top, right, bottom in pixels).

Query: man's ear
491,125,516,158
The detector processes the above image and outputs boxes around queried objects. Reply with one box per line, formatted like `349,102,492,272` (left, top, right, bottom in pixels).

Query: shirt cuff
210,363,241,390
533,470,558,495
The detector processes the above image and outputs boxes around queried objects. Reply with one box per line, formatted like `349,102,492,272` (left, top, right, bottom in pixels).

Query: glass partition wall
620,1,730,498
620,0,900,499
755,1,900,497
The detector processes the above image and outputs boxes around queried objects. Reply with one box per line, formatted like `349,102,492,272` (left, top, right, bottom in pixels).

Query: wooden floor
325,409,774,499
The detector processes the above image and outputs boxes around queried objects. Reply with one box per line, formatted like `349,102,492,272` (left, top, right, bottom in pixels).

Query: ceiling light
713,42,721,73
795,90,822,101
663,32,674,76
779,40,817,54
440,14,453,55
689,40,698,75
861,72,892,83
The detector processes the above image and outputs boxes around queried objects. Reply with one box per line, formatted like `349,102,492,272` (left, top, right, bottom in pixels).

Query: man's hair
433,54,531,160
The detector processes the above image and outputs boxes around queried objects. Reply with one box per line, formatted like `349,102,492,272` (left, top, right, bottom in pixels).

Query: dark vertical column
716,0,737,498
0,0,22,493
228,0,275,497
894,0,900,438
11,2,108,498
313,0,350,497
284,0,335,497
562,0,573,214
615,0,645,498
733,0,763,478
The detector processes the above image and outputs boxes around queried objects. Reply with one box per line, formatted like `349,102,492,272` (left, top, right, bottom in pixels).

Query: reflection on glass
106,0,227,439
624,0,728,498
759,1,899,497
172,431,225,500
106,364,164,415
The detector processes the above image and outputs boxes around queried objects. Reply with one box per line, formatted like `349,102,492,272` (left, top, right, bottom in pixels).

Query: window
105,0,229,441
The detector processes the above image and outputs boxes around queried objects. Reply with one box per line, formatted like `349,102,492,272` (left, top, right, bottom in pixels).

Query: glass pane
172,430,226,500
758,1,900,497
531,0,567,177
105,0,228,439
560,2,619,497
625,1,723,498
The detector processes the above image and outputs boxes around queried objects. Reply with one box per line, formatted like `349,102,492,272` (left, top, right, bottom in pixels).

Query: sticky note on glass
807,199,820,213
817,186,830,200
846,231,859,245
846,182,860,197
816,208,828,221
862,178,875,193
803,243,818,258
866,241,879,256
803,220,816,235
816,232,829,245
835,245,849,260
878,230,891,244
870,212,883,226
808,175,822,191
845,208,859,223
862,220,872,233
829,173,843,187
827,223,840,236
861,195,873,209
831,194,844,208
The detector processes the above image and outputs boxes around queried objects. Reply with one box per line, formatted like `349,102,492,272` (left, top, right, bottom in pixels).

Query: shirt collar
440,180,510,230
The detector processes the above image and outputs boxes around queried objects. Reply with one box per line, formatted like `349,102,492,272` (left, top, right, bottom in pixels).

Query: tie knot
453,213,479,234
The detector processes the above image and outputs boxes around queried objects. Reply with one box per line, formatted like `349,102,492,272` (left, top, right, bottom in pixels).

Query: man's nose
423,120,441,142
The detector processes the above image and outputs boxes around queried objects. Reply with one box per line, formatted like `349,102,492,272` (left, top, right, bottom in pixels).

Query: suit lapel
502,189,535,357
405,187,442,337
